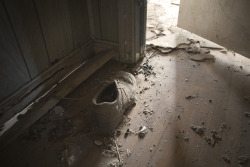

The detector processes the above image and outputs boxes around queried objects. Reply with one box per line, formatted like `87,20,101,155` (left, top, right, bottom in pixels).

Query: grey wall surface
178,0,250,58
0,0,91,101
92,0,118,42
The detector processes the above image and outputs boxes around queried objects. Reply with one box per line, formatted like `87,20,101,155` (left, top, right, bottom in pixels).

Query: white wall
178,0,250,58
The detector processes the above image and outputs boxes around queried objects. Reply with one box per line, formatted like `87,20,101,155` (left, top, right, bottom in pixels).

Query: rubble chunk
238,154,249,165
189,53,215,62
222,155,230,163
190,125,205,135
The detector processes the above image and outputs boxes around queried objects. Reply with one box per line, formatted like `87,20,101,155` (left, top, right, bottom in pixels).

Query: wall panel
34,0,73,63
178,0,250,58
99,0,118,42
68,0,91,49
0,1,30,101
4,0,50,78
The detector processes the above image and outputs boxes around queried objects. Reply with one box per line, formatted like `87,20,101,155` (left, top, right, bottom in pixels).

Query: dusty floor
0,46,250,167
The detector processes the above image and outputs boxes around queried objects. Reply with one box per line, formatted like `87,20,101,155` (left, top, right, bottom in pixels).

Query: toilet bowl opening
96,82,118,103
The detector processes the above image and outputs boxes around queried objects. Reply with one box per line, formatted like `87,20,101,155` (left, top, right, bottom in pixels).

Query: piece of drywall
178,0,250,58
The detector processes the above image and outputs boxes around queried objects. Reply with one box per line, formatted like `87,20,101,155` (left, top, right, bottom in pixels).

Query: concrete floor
0,47,250,167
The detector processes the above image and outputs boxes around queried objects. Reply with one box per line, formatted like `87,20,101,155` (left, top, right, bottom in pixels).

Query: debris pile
243,96,250,103
244,112,250,118
137,125,147,138
189,53,215,62
190,124,205,136
204,130,222,147
222,155,230,164
238,154,249,165
59,143,82,167
185,95,196,100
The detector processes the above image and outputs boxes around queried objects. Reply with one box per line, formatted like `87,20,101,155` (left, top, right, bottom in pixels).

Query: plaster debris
219,49,227,53
190,125,205,135
138,125,147,138
186,95,196,100
189,53,215,62
244,112,250,118
108,159,123,167
186,42,201,53
204,136,213,145
53,106,64,115
238,154,249,165
60,143,82,166
222,155,230,163
219,123,227,132
243,96,250,103
204,130,222,147
94,139,103,146
183,136,189,141
126,149,131,157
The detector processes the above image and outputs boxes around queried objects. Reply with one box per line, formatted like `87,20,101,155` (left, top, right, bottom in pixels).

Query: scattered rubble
137,63,156,77
204,136,213,146
53,106,64,115
138,125,147,138
222,155,230,164
238,154,249,165
49,118,72,141
126,149,131,157
186,95,196,100
243,96,250,103
219,123,227,132
244,112,250,118
102,150,117,158
189,53,215,62
108,159,123,167
60,143,82,166
116,129,122,136
219,49,227,53
94,139,103,146
124,129,130,138
204,130,222,147
183,136,189,142
186,42,201,53
190,125,205,135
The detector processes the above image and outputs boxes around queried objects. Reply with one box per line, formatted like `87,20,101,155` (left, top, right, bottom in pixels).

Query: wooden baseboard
0,40,94,124
0,49,116,151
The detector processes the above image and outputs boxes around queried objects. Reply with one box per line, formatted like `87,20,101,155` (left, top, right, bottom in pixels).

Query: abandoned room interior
0,0,250,166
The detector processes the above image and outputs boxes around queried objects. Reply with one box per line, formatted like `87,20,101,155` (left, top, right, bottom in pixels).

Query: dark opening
96,82,117,103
